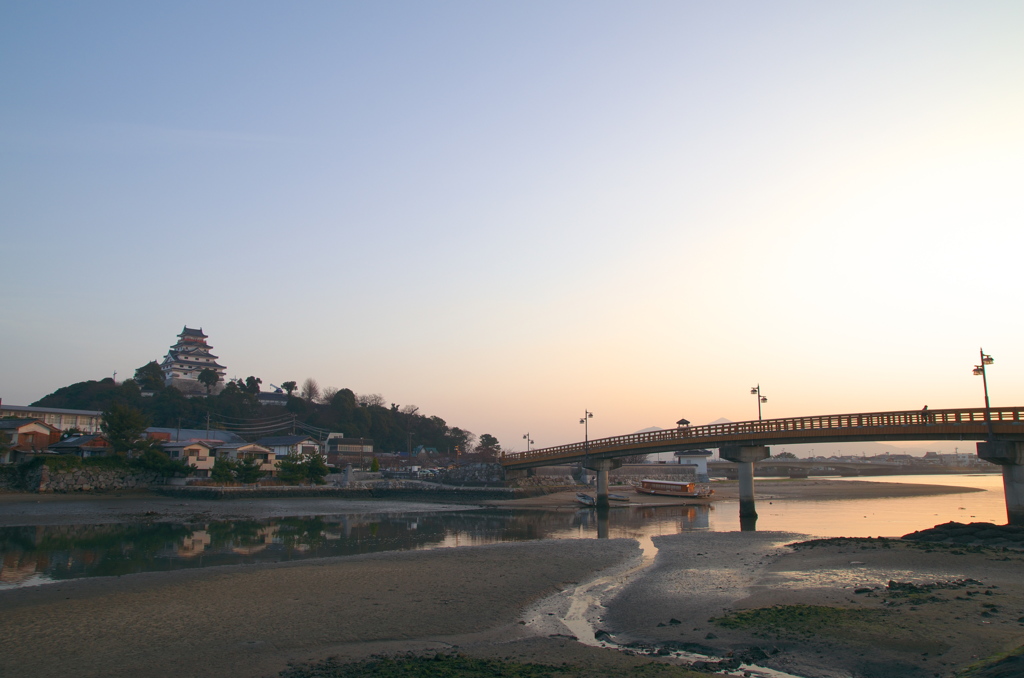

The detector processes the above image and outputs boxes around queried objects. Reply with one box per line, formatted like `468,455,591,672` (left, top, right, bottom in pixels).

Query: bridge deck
501,407,1024,470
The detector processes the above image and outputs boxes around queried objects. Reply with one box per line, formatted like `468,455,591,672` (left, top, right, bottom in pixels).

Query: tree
320,386,338,404
234,457,267,484
210,457,237,483
134,361,165,391
357,393,386,408
198,368,220,394
281,381,297,396
300,378,321,402
276,452,307,484
774,451,797,459
621,453,649,464
244,376,262,395
476,434,501,453
370,457,380,472
306,452,330,485
101,403,150,455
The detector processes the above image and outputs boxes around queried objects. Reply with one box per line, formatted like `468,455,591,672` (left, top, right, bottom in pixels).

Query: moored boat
576,493,596,506
608,493,630,502
634,478,713,498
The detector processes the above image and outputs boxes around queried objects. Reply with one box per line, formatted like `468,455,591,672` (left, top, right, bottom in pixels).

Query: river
0,474,1006,589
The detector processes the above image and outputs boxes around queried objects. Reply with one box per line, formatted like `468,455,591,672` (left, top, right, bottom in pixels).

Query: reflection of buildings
177,530,211,557
1,551,46,586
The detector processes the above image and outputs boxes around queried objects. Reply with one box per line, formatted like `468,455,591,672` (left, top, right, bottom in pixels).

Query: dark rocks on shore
902,522,1024,550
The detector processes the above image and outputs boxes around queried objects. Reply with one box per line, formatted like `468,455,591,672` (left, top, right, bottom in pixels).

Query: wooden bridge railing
500,406,1024,466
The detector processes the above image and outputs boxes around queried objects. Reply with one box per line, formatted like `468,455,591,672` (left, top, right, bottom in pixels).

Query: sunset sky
2,2,1023,454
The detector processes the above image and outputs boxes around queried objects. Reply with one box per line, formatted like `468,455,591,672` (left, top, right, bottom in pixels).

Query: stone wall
503,474,579,489
27,465,163,493
435,463,505,486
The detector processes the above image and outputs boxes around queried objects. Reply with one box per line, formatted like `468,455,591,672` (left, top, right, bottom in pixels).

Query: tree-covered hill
32,368,477,455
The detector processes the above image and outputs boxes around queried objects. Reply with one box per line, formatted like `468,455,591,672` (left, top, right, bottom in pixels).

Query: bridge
500,406,1024,523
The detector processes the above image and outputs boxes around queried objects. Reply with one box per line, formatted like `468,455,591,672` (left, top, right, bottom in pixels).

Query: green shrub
41,455,82,471
83,456,129,470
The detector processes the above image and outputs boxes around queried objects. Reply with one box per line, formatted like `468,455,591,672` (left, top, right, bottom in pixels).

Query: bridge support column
584,458,622,509
720,446,770,525
977,441,1024,525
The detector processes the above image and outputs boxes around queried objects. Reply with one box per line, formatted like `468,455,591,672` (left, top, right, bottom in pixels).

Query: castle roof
179,326,208,338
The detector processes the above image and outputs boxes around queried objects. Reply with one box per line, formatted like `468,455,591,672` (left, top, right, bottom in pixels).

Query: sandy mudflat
0,539,640,678
1,478,1018,678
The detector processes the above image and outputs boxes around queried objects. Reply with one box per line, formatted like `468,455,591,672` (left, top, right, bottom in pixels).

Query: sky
2,2,1023,456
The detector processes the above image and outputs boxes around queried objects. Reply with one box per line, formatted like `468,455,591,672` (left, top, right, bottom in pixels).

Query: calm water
0,474,1006,589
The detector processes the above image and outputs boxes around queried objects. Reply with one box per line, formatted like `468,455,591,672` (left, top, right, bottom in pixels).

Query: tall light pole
750,385,767,421
973,349,995,438
580,410,593,456
973,348,994,409
522,433,534,452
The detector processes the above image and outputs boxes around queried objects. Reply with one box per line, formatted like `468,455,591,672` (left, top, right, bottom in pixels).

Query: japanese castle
160,326,227,394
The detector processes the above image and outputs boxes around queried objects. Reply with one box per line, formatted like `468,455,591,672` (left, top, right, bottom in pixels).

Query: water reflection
0,504,712,589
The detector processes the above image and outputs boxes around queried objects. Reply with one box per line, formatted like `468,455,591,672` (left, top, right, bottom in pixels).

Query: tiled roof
1,405,102,416
180,326,208,338
256,435,316,447
146,427,244,443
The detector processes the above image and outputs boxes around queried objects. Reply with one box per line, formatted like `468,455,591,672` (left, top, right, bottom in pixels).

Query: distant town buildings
160,326,227,394
0,402,102,434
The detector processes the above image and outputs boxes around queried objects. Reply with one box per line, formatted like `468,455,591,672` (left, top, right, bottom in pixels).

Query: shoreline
0,477,987,527
2,476,1019,677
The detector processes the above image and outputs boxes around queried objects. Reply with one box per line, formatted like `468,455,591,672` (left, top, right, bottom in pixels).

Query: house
0,419,62,464
163,441,216,476
49,434,112,458
255,435,321,459
214,442,277,475
0,401,103,434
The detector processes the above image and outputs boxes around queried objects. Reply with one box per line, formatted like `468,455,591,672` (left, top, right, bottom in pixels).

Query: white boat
634,478,713,498
576,493,596,506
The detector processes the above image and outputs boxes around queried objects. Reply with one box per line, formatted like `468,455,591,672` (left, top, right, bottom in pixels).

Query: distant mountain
632,426,664,434
706,417,733,425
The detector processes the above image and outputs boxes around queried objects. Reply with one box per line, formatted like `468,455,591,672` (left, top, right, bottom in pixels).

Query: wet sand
1,478,1018,677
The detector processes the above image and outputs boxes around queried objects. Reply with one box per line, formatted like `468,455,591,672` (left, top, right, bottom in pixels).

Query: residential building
160,326,227,395
0,401,102,434
49,434,112,458
214,442,277,475
0,419,62,464
255,435,321,459
164,441,216,476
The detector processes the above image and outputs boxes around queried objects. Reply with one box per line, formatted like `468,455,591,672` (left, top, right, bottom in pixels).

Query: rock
705,632,717,640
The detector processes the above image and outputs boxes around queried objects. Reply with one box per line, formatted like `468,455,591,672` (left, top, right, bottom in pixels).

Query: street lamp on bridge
580,410,593,458
523,433,534,452
750,385,767,421
973,348,994,409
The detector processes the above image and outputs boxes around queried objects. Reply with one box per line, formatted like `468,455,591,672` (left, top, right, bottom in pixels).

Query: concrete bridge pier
977,441,1024,525
720,445,770,522
584,458,622,508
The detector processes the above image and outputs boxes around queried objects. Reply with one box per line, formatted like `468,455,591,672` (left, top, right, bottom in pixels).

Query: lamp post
580,410,593,457
522,433,534,452
973,348,994,409
973,349,995,437
750,385,767,421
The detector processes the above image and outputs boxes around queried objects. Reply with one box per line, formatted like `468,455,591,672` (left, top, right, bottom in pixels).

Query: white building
160,327,227,394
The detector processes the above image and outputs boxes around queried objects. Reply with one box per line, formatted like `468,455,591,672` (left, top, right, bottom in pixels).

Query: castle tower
160,326,227,394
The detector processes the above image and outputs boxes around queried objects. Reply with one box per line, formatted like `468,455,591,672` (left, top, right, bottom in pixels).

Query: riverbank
0,477,983,526
3,529,1021,678
2,477,1018,677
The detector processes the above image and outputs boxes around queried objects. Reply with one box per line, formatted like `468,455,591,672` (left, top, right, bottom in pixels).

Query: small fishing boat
576,493,596,506
634,479,713,498
608,493,630,502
